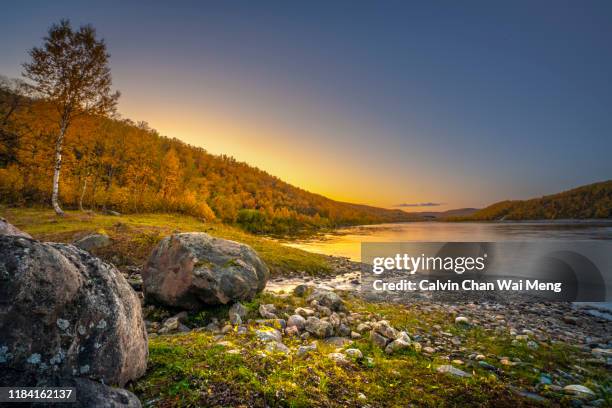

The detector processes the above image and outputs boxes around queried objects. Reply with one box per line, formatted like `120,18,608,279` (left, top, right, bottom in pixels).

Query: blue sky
1,1,611,209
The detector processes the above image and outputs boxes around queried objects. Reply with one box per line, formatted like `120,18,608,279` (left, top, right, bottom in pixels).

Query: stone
259,304,277,319
285,326,300,336
287,314,306,331
455,316,469,325
324,337,352,347
36,377,142,408
337,323,351,337
385,338,411,354
350,331,362,340
158,316,180,334
304,317,333,338
436,365,472,378
563,315,579,325
255,328,282,343
0,218,31,238
356,323,371,333
344,348,363,359
328,352,348,364
142,232,269,309
306,289,345,312
372,320,398,340
563,385,596,398
297,341,318,356
229,302,247,325
295,307,316,318
293,284,309,297
265,341,290,355
0,236,148,387
423,346,436,354
370,331,389,348
74,233,111,251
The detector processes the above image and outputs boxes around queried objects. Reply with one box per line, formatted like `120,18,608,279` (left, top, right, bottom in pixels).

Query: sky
1,1,611,210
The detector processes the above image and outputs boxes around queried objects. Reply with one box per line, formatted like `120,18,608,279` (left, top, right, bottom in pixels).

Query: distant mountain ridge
409,208,479,219
454,181,612,221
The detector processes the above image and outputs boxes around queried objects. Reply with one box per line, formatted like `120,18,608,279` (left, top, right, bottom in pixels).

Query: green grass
0,207,331,276
132,292,612,407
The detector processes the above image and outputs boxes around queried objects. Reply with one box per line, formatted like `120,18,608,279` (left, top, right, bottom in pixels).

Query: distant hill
0,82,417,235
409,208,479,219
454,181,612,221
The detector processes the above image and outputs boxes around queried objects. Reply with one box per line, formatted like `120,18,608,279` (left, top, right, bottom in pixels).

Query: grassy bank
133,292,611,407
0,207,332,276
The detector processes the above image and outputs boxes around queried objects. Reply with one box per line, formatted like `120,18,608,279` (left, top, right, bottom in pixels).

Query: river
284,220,612,262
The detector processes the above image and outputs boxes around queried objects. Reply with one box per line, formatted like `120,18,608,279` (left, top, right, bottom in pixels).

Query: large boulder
142,232,269,309
0,235,148,387
0,217,31,238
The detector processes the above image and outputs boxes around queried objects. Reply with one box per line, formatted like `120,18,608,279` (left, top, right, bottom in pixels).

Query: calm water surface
285,221,612,262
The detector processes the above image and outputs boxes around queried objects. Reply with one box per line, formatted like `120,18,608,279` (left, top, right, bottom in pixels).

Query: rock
0,236,148,387
324,337,352,347
563,315,579,325
229,302,247,325
337,323,351,337
423,346,435,354
345,348,363,359
142,232,269,309
295,307,316,318
0,218,31,238
287,314,306,331
350,331,362,340
412,342,422,352
527,340,539,350
304,317,333,338
159,316,180,334
385,338,411,354
370,331,389,348
479,361,497,371
265,341,290,354
372,320,398,340
74,233,111,251
357,393,367,401
255,328,282,343
455,316,469,325
475,354,486,361
306,289,345,312
328,352,348,364
563,385,596,399
356,323,371,333
293,284,309,297
285,326,300,336
436,365,472,378
259,304,277,319
297,341,318,356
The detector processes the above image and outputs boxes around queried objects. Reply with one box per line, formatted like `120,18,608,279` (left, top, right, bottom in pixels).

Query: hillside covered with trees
0,77,416,235
454,180,612,221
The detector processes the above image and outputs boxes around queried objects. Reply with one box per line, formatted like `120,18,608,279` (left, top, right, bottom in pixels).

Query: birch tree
22,19,119,215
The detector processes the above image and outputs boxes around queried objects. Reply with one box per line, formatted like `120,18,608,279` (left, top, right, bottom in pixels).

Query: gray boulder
142,232,269,309
74,233,111,251
0,217,31,238
304,317,333,338
287,314,306,331
0,235,148,387
306,289,345,311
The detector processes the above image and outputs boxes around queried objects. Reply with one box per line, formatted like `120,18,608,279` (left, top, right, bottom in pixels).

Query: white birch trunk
51,122,67,216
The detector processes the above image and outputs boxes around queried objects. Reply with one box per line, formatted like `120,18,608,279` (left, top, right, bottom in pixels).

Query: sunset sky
1,1,611,210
